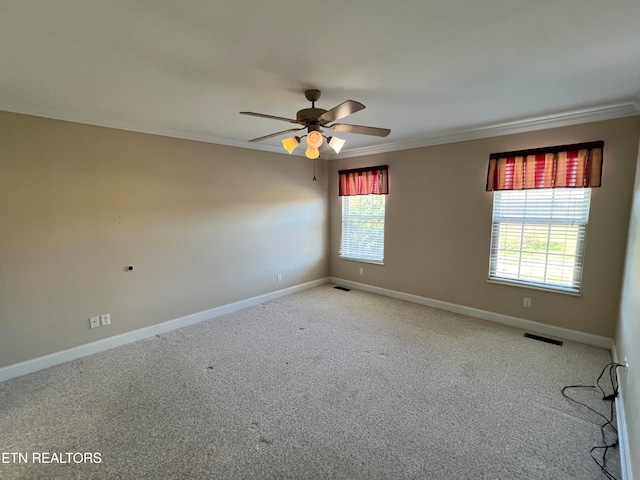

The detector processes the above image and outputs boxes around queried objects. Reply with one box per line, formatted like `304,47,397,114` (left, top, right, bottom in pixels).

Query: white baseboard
615,382,633,480
611,343,633,480
0,276,613,377
329,277,613,349
0,278,330,383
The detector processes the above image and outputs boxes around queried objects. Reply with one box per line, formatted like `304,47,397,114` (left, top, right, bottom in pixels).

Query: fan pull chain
313,159,317,181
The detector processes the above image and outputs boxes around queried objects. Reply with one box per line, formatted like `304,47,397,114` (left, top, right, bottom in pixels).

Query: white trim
329,277,613,349
616,392,633,480
0,278,330,383
339,257,385,266
1,101,638,160
611,342,633,480
486,279,581,297
0,102,289,156
337,102,640,159
611,341,619,364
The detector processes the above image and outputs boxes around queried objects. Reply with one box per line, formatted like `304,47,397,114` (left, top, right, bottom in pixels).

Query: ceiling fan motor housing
296,108,328,126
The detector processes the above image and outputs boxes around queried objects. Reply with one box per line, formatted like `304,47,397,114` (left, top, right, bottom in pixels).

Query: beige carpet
0,284,620,479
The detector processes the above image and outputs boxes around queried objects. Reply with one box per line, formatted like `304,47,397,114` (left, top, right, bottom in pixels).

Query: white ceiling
1,1,639,158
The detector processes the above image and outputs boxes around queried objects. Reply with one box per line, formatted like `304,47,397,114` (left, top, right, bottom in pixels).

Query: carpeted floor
0,284,621,479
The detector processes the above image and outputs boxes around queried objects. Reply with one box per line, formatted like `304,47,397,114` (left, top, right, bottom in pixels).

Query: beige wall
616,134,640,479
2,109,639,470
330,117,640,338
1,110,639,370
0,108,640,468
0,111,329,367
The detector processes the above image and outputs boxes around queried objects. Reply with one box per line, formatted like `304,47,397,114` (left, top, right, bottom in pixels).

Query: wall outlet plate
523,298,532,308
100,314,111,326
89,316,100,329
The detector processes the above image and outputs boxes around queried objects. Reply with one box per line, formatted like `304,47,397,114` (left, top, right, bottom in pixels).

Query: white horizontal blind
340,194,385,263
489,188,591,293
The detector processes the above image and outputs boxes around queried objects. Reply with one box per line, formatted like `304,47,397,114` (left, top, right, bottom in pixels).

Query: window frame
487,188,591,296
339,194,386,264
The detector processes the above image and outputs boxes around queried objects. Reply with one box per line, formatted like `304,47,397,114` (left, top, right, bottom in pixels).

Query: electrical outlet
277,273,282,282
100,314,111,326
624,356,629,371
523,298,531,308
89,316,100,329
359,268,364,276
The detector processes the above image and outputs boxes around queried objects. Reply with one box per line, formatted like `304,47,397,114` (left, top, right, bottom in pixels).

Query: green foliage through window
340,195,385,263
489,188,591,293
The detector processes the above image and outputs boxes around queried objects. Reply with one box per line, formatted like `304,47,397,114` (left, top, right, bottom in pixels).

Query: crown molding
0,101,291,156
339,101,640,159
1,100,638,160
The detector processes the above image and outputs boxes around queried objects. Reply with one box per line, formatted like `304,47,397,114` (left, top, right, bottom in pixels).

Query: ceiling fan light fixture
306,130,323,149
327,136,346,154
282,136,300,154
305,146,320,159
241,90,390,155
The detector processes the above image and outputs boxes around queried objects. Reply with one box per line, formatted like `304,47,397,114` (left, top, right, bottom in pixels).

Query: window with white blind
340,194,385,263
488,188,591,294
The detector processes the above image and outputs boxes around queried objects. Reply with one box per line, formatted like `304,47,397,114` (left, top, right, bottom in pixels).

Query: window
488,188,591,294
338,165,388,264
340,194,386,263
485,141,603,294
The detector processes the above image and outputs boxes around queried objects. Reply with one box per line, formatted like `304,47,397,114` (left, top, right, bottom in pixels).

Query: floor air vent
334,286,351,292
524,333,563,346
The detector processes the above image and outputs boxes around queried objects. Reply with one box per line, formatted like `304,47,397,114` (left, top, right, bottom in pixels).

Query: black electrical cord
561,363,625,480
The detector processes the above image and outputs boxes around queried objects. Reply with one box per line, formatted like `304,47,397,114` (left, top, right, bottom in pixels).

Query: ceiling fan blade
330,123,391,137
319,100,365,123
248,127,305,143
240,112,298,123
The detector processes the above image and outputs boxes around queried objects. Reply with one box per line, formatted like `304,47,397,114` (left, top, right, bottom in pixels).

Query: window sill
339,256,384,266
486,278,581,297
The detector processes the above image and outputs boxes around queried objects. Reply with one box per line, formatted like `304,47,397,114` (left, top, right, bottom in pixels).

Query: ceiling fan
240,89,390,159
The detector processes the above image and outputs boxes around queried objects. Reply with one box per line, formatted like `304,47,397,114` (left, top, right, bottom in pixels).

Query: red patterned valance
486,141,603,191
339,165,389,196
